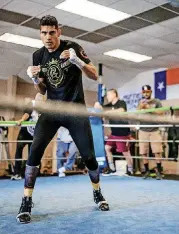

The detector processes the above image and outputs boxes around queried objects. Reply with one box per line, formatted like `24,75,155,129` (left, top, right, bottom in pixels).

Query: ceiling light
0,33,43,48
104,49,152,63
55,0,131,24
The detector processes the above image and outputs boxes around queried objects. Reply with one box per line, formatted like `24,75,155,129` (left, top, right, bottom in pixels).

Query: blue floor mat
0,175,179,234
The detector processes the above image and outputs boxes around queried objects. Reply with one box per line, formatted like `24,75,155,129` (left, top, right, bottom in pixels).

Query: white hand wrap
27,67,34,78
69,48,85,69
27,67,40,85
32,77,40,85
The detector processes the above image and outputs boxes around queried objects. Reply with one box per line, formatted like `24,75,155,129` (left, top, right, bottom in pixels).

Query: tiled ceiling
1,1,179,43
109,0,156,15
0,0,179,90
22,17,40,30
0,9,31,24
68,17,108,31
77,32,110,44
0,0,13,9
136,23,175,38
161,2,179,13
60,26,87,38
160,32,179,44
136,5,178,23
114,17,153,31
94,25,131,38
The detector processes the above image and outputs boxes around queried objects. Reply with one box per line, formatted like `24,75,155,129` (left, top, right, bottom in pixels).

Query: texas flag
155,68,179,100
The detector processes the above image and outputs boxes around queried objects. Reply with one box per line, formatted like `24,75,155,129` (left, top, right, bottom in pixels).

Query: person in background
11,93,45,180
138,85,163,180
0,116,13,174
95,89,133,176
57,126,78,177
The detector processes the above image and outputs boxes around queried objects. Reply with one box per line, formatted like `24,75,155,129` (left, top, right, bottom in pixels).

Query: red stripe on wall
167,68,179,85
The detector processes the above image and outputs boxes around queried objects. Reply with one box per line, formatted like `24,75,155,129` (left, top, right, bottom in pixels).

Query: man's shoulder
62,39,81,48
153,98,162,104
117,99,126,105
33,46,45,58
153,98,161,101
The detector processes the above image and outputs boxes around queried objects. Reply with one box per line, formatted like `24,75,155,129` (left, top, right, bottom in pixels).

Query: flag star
157,82,165,92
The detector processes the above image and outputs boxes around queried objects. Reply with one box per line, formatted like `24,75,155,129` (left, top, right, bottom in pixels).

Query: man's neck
47,40,60,53
112,98,119,105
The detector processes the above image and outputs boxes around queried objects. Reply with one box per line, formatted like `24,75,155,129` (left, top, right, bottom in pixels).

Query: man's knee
84,156,98,171
27,142,43,166
30,139,46,157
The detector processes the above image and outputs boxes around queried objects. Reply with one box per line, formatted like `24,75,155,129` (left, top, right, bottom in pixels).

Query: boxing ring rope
0,122,178,128
0,94,179,166
0,139,177,143
103,124,179,128
0,125,178,162
0,93,179,124
0,156,176,161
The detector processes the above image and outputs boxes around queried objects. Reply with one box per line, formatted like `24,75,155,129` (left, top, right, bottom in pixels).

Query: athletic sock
128,165,133,173
24,188,34,197
109,162,115,171
92,182,100,191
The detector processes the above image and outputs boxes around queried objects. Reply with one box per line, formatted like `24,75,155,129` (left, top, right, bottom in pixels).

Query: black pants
14,128,33,175
27,114,98,171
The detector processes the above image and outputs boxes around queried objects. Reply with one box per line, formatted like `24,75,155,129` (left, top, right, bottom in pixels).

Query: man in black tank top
17,15,109,224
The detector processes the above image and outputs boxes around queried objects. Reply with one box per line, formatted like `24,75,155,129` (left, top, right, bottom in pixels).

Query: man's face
40,25,61,50
107,91,116,103
142,90,152,99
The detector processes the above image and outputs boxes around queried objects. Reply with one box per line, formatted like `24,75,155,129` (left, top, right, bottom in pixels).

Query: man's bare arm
60,49,98,81
34,78,46,95
82,63,98,81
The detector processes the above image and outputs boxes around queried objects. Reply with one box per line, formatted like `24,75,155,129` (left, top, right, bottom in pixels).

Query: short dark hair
40,15,59,29
108,89,118,97
142,85,152,92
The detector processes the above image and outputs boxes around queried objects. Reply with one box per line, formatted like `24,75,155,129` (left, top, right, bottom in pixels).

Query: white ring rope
0,155,176,161
0,140,67,143
0,93,179,124
1,124,178,128
103,124,179,128
0,94,178,164
104,139,176,143
112,155,177,161
0,139,178,143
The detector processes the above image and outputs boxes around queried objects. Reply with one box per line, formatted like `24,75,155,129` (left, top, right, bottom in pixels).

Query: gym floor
1,175,179,234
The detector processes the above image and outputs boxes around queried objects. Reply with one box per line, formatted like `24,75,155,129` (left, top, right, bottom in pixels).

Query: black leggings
14,128,33,175
27,114,98,171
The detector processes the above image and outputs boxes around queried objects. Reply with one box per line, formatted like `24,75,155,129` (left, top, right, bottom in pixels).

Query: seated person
57,126,78,177
0,116,13,174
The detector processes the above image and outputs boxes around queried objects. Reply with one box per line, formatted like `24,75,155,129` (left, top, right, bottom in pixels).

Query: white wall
83,66,126,91
83,65,144,91
118,68,166,98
